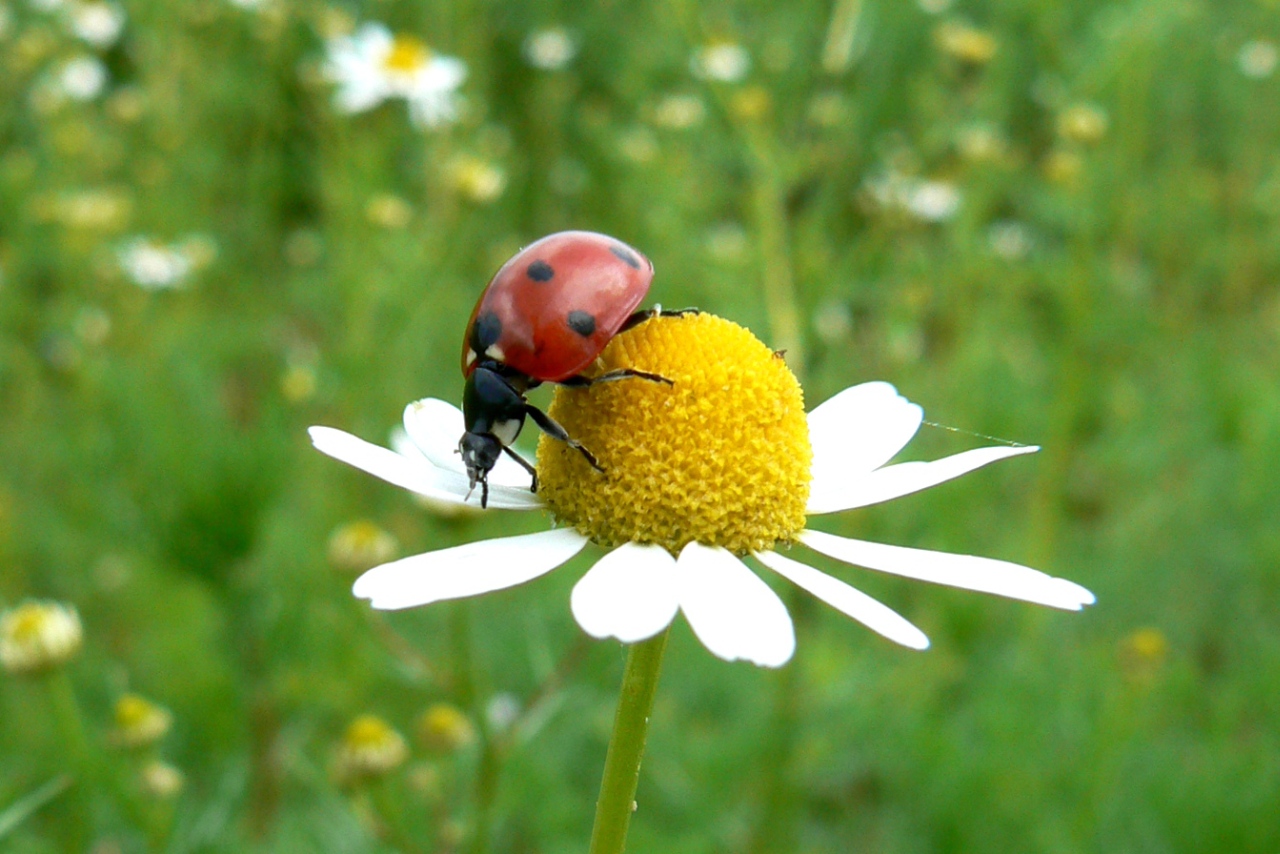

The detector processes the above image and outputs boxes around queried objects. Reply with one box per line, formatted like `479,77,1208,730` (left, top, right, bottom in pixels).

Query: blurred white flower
140,761,185,799
1238,40,1278,79
447,156,506,204
865,173,961,222
485,693,521,734
523,27,576,70
988,220,1032,260
324,22,466,129
59,55,107,100
812,299,853,344
956,122,1007,163
112,693,173,749
907,180,960,221
616,126,659,164
1,601,82,675
117,237,213,290
652,93,705,129
691,42,750,82
1056,103,1109,145
333,715,408,784
70,1,125,49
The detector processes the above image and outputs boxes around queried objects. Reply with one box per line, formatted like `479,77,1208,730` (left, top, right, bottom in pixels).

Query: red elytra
461,231,655,383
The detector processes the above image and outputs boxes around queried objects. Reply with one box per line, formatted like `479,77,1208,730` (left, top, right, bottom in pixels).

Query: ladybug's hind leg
523,405,605,473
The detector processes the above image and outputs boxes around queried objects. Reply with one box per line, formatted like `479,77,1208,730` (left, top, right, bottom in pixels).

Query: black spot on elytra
526,260,554,282
610,245,641,269
471,311,503,353
567,310,597,337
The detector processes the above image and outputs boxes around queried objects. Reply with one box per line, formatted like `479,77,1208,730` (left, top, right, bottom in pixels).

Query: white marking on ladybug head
465,350,477,368
485,344,506,362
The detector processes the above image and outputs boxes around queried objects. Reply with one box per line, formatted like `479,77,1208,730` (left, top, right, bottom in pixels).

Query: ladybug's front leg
558,369,673,388
523,405,605,473
619,305,701,333
501,446,539,492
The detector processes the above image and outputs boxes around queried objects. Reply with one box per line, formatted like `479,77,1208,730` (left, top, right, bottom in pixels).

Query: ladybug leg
501,445,539,492
560,369,673,387
619,306,701,333
523,405,605,473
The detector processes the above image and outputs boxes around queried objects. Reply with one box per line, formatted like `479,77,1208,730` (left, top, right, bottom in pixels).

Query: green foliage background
3,0,1279,850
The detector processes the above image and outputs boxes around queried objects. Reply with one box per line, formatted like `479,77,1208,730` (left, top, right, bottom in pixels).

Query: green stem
588,628,671,854
740,115,807,854
453,602,499,854
46,671,91,767
821,0,866,74
743,130,805,368
44,671,92,851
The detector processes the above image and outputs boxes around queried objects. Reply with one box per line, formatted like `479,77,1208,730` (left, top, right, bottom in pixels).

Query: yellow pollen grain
537,313,811,556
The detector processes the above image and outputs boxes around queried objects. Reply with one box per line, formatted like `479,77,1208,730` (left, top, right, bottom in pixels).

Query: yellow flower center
113,693,173,748
9,605,46,642
537,313,811,556
382,35,430,75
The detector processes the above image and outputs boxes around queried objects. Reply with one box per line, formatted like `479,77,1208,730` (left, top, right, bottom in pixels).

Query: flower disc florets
537,313,811,555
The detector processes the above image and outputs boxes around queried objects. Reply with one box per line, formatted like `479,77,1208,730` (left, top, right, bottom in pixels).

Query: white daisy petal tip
808,442,1046,516
1053,578,1097,609
571,543,680,644
353,528,588,610
677,543,796,668
755,549,931,651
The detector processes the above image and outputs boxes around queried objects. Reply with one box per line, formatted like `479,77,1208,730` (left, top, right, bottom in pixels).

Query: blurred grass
2,0,1279,851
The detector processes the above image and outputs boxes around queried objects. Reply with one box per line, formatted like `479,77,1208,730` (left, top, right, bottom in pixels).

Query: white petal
402,399,532,488
808,444,1040,515
353,528,587,609
308,426,540,510
755,549,929,650
333,80,387,114
800,529,1096,610
807,383,926,515
425,56,467,88
677,542,795,668
808,382,923,479
352,23,393,56
571,543,680,643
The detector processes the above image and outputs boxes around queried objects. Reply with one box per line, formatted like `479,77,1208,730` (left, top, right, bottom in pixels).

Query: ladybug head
459,430,502,506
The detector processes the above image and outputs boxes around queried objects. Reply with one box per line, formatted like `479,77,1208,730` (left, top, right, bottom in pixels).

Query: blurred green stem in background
46,669,91,769
743,127,805,369
738,105,807,854
588,627,671,854
45,670,93,850
822,0,868,74
0,775,73,841
451,601,500,854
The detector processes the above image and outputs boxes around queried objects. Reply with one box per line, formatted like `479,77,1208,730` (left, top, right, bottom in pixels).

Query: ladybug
459,231,680,507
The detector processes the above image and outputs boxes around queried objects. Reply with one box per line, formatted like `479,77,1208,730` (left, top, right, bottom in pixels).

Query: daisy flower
322,22,466,129
690,41,751,83
57,55,108,101
69,1,126,49
523,26,576,71
1,600,83,675
310,313,1093,667
116,236,213,290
